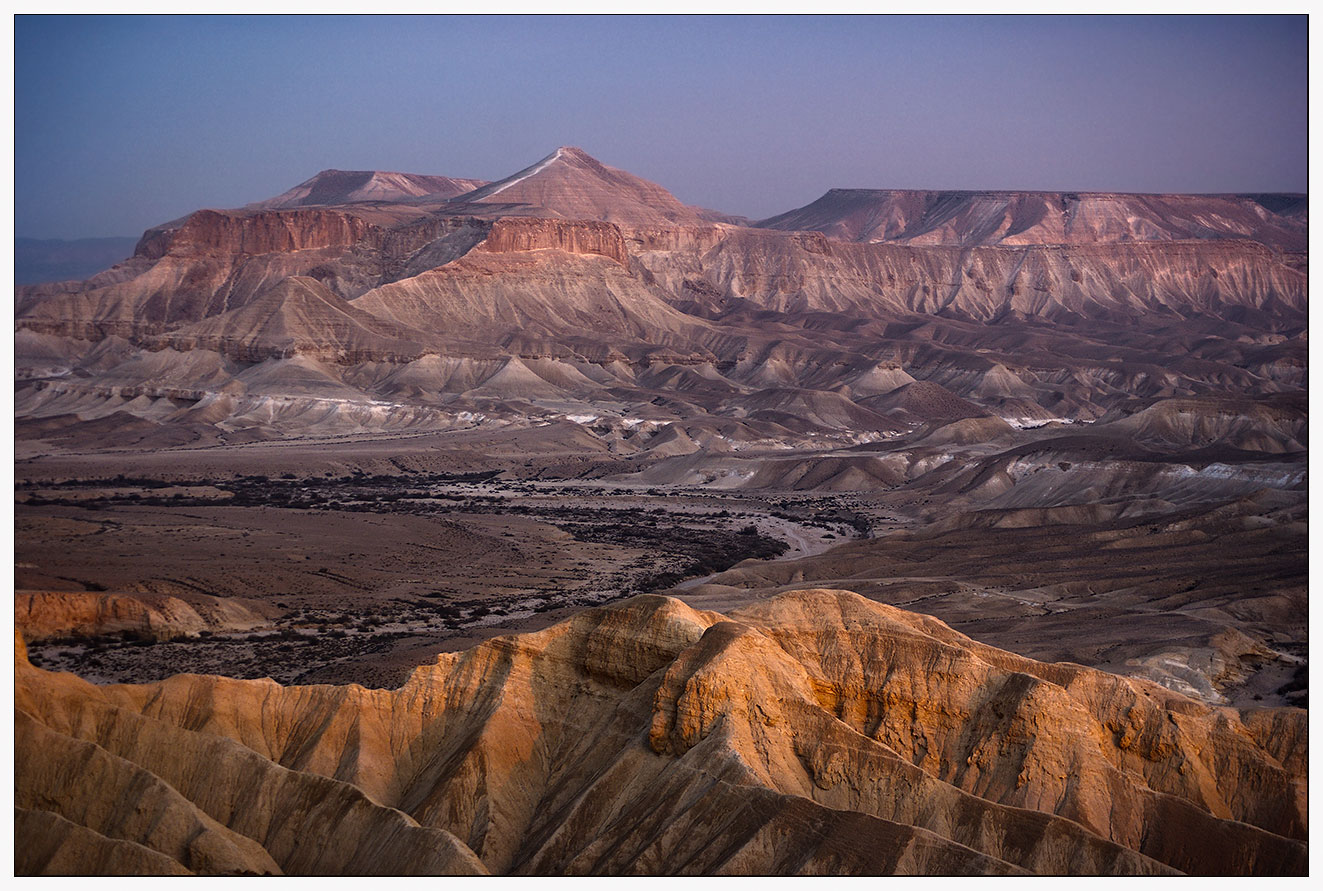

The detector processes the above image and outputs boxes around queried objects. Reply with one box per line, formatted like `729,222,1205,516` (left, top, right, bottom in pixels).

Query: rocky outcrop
351,249,709,344
15,590,278,643
161,276,428,364
135,208,381,260
14,590,1307,875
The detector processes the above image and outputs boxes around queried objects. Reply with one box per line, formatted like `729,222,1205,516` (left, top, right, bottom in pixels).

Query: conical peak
553,146,595,163
525,146,601,171
460,146,618,203
445,146,706,226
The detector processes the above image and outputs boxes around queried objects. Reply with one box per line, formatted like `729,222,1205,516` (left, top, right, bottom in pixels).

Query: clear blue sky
14,14,1308,239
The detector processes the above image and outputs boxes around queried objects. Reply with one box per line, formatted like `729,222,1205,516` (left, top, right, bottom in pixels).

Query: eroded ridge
15,589,1306,876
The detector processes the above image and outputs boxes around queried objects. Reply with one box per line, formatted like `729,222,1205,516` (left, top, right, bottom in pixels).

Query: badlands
14,147,1307,874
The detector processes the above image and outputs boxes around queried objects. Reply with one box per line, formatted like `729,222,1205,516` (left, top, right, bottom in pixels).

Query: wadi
13,147,1306,875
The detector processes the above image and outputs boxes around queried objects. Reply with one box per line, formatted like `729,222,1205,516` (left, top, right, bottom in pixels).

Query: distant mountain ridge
224,150,1310,252
756,189,1308,251
13,145,1307,442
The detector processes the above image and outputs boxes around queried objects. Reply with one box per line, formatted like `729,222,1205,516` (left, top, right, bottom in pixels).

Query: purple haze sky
15,14,1308,239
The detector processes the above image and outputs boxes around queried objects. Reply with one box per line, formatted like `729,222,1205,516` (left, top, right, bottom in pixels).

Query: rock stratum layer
14,590,1307,876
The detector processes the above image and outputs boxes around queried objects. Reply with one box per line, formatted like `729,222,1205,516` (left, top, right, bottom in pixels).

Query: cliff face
637,227,1306,324
14,590,1307,876
16,212,643,348
16,150,1307,349
161,276,429,364
350,247,707,345
135,208,380,260
479,217,629,265
15,591,277,642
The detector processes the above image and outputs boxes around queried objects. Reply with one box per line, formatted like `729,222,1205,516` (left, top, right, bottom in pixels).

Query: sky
13,14,1309,240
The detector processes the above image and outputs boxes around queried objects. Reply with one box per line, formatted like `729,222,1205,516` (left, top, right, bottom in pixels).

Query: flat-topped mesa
635,224,1306,325
249,168,489,210
478,217,629,265
757,189,1309,251
134,208,381,260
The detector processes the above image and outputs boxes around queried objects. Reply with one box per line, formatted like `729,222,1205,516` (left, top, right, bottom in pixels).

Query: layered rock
15,590,277,643
163,276,428,364
135,208,380,260
637,227,1306,325
758,189,1308,252
351,248,709,345
14,590,1307,875
479,216,629,265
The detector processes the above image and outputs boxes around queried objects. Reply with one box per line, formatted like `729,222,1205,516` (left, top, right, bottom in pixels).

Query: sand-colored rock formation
15,590,278,643
15,590,1306,875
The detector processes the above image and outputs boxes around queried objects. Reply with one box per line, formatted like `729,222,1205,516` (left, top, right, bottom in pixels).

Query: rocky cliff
15,590,277,642
638,227,1306,324
479,216,630,265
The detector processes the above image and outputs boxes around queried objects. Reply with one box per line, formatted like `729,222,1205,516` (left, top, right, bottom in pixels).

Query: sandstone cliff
451,146,710,227
15,590,1307,875
16,590,277,643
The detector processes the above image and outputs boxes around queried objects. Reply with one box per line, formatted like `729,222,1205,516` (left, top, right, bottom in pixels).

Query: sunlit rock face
14,590,1306,875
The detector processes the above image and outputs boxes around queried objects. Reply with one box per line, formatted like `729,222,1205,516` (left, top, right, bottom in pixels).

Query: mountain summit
451,146,706,226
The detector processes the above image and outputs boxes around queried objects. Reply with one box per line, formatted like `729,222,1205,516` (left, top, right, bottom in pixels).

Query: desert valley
12,145,1307,875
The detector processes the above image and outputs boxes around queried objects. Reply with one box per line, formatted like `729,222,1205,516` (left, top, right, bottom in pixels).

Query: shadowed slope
167,276,426,362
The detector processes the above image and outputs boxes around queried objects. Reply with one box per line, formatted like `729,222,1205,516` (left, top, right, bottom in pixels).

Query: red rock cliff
478,217,628,265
